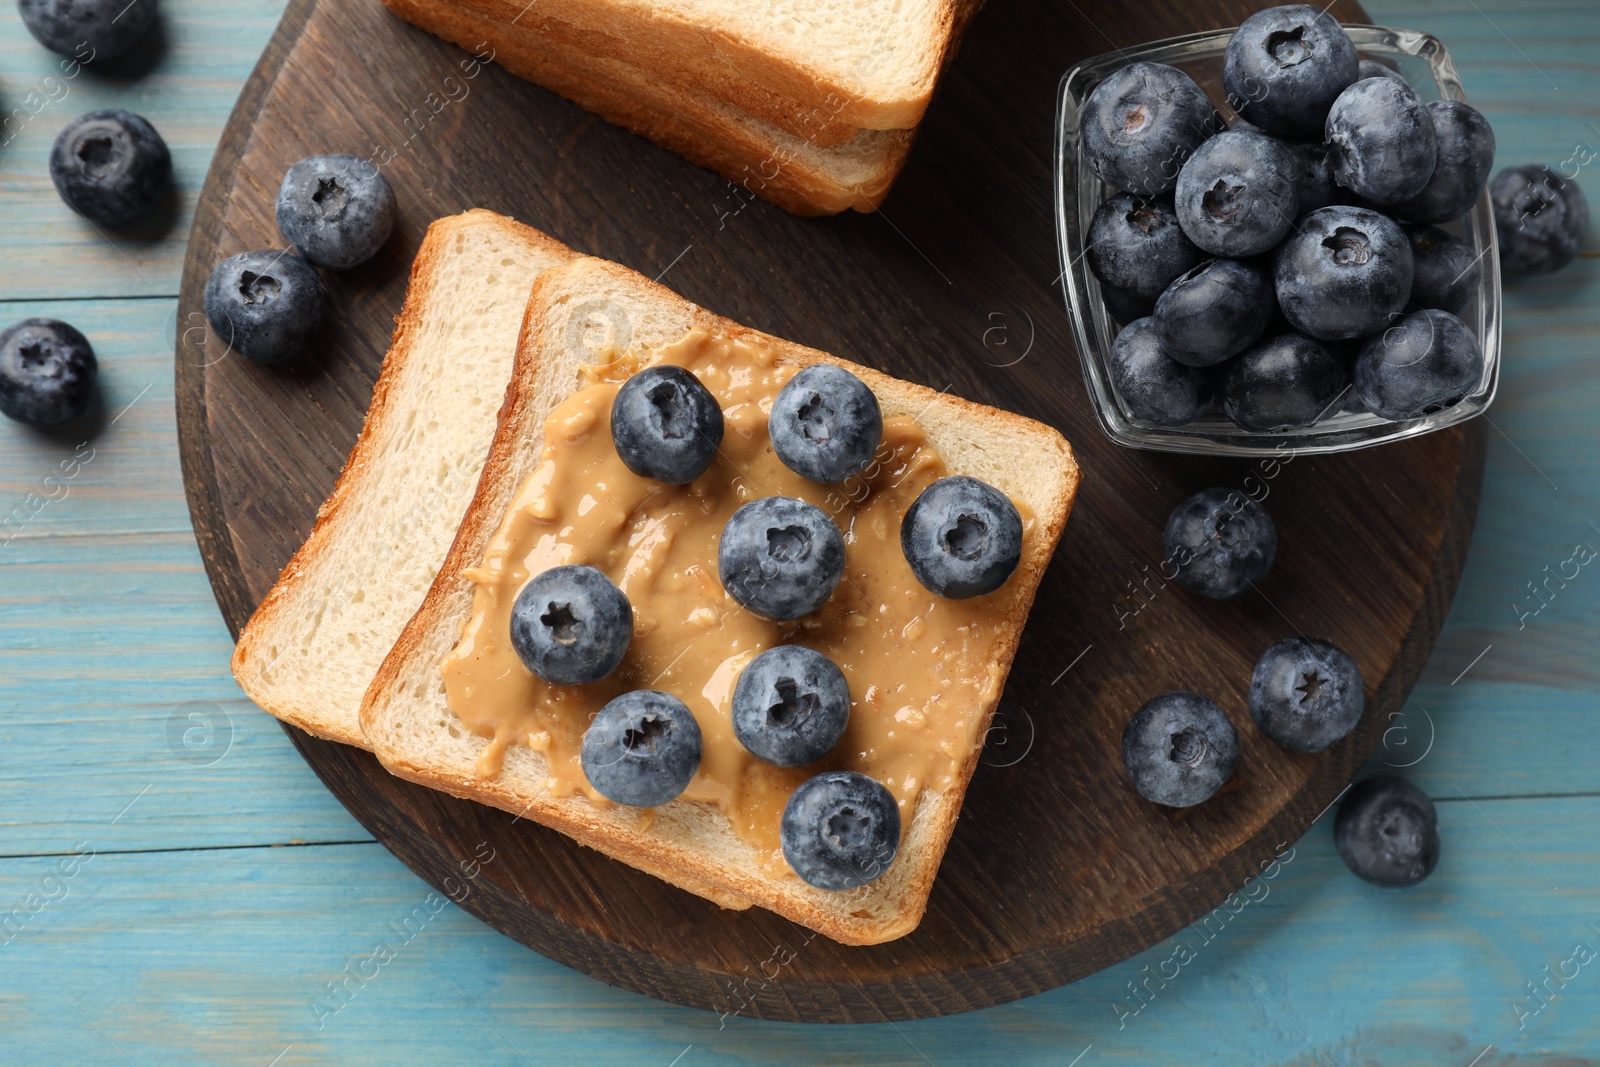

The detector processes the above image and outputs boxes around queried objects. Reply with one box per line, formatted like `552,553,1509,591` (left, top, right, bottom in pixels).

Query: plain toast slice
360,255,1080,943
231,211,575,748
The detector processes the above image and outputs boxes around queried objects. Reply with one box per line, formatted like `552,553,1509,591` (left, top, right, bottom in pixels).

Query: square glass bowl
1054,26,1501,456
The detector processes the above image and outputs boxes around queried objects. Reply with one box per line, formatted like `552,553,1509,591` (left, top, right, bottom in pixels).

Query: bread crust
360,256,1081,944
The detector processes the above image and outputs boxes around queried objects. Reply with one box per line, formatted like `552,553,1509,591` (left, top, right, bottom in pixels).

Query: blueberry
275,154,397,269
718,496,845,620
580,690,702,807
1353,308,1482,421
731,645,850,767
1334,776,1439,887
1274,206,1414,341
1086,193,1203,302
1121,692,1239,807
1099,284,1154,325
1285,138,1343,214
1358,59,1407,84
0,318,96,425
1174,130,1300,257
19,0,157,60
610,365,724,484
1224,5,1358,138
203,250,327,364
509,564,632,685
1222,332,1348,432
49,110,171,228
1248,637,1364,752
1107,318,1213,426
1491,164,1590,275
1153,258,1273,367
1081,62,1217,197
780,770,899,890
1326,78,1438,206
1390,102,1495,226
1405,225,1479,315
1163,487,1277,599
768,364,881,484
900,475,1023,599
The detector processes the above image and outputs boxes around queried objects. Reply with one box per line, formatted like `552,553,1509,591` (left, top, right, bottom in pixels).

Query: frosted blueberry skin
1248,637,1364,752
275,154,397,269
610,365,724,484
1273,206,1415,341
49,109,171,228
1285,138,1344,214
1492,164,1591,276
19,0,157,60
1107,318,1214,427
1085,193,1203,303
1222,332,1349,432
1153,258,1274,368
717,496,845,620
1326,77,1439,206
1353,308,1483,421
1405,225,1479,315
731,645,850,768
768,364,882,484
1174,131,1301,258
1223,5,1359,138
580,690,703,808
1081,62,1217,197
780,771,900,890
202,250,327,364
1390,101,1496,225
1163,487,1277,599
0,318,97,425
1121,692,1239,808
508,565,633,686
900,476,1023,599
1335,777,1440,887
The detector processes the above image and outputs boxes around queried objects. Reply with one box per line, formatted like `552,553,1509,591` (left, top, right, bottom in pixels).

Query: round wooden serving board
176,0,1484,1023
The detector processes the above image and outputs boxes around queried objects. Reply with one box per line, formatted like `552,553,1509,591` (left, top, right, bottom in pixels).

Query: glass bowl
1053,25,1501,457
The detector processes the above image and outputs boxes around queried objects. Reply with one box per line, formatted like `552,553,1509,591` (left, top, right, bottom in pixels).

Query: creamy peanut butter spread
441,329,1035,870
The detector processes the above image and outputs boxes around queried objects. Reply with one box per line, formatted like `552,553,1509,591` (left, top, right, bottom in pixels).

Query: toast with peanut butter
360,255,1080,944
231,211,575,748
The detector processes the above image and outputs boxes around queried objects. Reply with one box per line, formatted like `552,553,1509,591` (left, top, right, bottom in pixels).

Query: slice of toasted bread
230,211,576,748
381,0,916,215
360,255,1080,944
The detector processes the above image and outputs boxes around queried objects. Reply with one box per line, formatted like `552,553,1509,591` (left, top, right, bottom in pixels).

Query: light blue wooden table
2,1,1597,1062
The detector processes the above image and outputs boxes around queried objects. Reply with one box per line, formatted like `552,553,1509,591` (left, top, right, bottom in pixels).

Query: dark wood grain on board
175,0,1484,1022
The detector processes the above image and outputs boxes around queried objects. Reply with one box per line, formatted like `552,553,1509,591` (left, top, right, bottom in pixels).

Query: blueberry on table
1107,318,1214,427
275,154,397,269
49,110,171,228
1153,258,1274,367
1163,487,1277,599
203,250,327,364
1492,164,1590,276
1358,59,1407,84
1273,205,1414,341
1335,776,1440,887
718,496,845,620
1391,101,1496,225
581,690,702,808
731,645,850,767
900,475,1023,599
1122,692,1239,807
1406,225,1479,315
1081,61,1216,197
1221,332,1349,433
769,364,882,484
1325,78,1438,206
19,0,157,60
780,771,900,890
1086,193,1202,303
0,318,96,425
1285,138,1343,215
1174,130,1300,258
610,364,724,484
1223,5,1359,138
1353,308,1482,421
509,565,633,685
1249,637,1364,752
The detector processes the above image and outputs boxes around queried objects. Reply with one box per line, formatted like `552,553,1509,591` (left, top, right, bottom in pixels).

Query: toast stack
379,0,985,215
